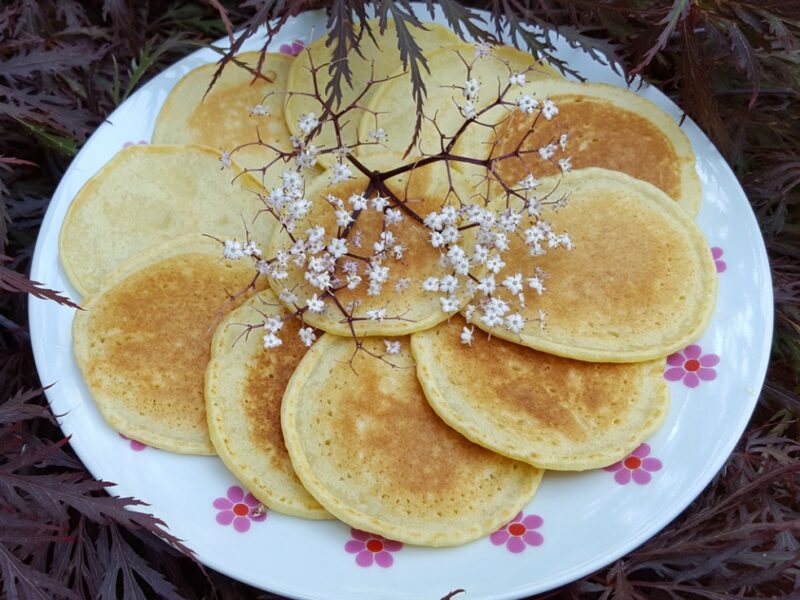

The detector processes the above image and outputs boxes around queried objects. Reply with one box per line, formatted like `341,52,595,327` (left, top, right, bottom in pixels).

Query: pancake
153,52,294,184
265,154,478,336
357,43,560,160
59,144,270,297
205,292,331,519
281,335,543,546
459,80,701,215
73,235,264,454
412,316,669,470
467,168,717,362
284,19,459,167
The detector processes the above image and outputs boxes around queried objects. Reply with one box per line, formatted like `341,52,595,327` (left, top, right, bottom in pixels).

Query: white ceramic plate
29,5,773,600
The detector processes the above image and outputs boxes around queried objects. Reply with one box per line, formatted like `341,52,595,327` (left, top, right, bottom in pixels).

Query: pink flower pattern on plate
711,247,727,273
490,512,543,553
664,344,719,388
604,443,662,485
344,528,403,567
213,486,266,532
279,40,304,56
119,433,146,451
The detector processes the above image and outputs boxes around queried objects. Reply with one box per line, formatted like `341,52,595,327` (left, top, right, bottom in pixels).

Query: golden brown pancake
281,335,543,546
412,316,669,470
284,19,460,166
206,292,331,518
358,43,560,160
460,80,701,215
467,168,717,362
73,235,264,454
266,154,477,336
59,144,269,297
153,52,294,183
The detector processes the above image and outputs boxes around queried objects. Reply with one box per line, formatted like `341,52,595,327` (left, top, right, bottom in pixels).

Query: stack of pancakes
63,21,717,547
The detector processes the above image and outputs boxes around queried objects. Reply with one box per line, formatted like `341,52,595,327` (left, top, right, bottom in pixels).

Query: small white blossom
366,308,386,321
384,209,403,226
299,327,316,347
474,40,491,58
306,294,325,314
422,277,440,292
542,98,559,120
223,240,244,260
463,78,480,100
296,145,318,169
348,194,369,211
460,326,474,345
539,143,557,160
439,295,460,313
439,274,459,294
297,112,319,135
461,100,477,119
335,208,353,227
486,254,506,274
368,128,387,142
327,238,348,259
334,145,351,159
249,104,270,116
559,157,572,173
471,244,489,265
263,333,282,349
384,340,401,355
518,174,539,191
559,133,569,150
279,289,298,305
393,277,410,293
502,273,524,295
527,276,545,295
464,304,476,323
264,316,283,334
505,313,525,334
220,151,232,169
539,309,548,329
243,241,261,257
477,275,496,295
509,71,526,86
330,162,352,184
371,195,389,212
517,94,539,114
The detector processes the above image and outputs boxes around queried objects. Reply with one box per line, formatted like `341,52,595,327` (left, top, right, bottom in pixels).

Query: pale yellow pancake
284,19,459,166
59,144,270,297
468,168,717,362
281,335,543,546
206,292,331,519
153,52,294,184
266,154,477,336
357,43,560,160
412,316,669,470
460,80,701,215
73,235,264,454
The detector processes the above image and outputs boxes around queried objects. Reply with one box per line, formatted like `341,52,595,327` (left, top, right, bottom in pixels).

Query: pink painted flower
122,140,149,148
711,247,727,273
279,40,305,56
604,443,662,485
490,512,543,553
344,528,403,567
664,344,719,388
213,486,267,532
119,433,146,451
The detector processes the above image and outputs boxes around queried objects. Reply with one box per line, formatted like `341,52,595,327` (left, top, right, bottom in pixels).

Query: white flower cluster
218,53,576,353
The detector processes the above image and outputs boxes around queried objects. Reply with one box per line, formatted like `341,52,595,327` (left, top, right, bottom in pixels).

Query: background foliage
1,1,798,598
